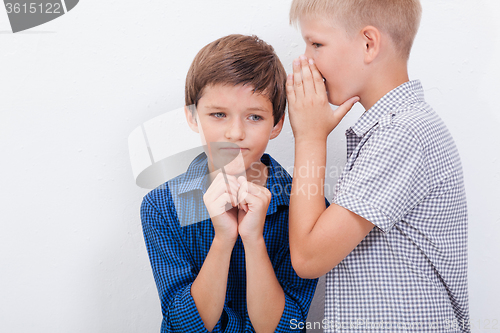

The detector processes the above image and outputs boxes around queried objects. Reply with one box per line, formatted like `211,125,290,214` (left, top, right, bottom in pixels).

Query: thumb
332,96,360,123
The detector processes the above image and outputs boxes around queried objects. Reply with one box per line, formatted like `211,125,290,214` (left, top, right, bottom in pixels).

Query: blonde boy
286,0,469,332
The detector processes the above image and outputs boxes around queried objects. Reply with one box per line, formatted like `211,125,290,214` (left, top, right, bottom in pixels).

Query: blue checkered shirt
141,153,318,332
326,80,469,332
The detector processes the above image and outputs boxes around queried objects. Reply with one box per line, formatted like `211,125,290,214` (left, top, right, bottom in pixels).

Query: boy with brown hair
286,0,469,332
141,34,318,332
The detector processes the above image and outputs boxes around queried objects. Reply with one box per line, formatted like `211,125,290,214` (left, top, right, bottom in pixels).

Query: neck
359,62,410,111
245,161,268,187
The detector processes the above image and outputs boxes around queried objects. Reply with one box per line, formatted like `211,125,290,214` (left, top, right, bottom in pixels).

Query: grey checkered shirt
326,80,469,332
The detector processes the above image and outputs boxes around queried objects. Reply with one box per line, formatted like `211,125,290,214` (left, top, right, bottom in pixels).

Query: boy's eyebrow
204,105,271,112
204,105,227,110
247,107,270,112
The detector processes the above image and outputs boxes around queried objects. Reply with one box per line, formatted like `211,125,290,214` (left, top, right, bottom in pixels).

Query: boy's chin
220,166,247,177
326,89,339,106
327,95,340,106
208,156,247,176
327,93,350,107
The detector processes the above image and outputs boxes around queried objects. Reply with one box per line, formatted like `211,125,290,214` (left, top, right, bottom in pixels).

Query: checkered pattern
141,153,318,332
326,80,469,332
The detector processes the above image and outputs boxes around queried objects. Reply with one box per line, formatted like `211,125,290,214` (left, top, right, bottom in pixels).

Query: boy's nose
304,49,313,61
225,118,245,141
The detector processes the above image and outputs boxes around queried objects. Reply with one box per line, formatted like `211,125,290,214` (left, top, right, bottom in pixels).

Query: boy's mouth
220,147,248,153
217,143,248,152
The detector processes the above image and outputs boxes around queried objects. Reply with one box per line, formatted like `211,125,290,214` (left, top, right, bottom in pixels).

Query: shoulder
389,101,453,149
263,153,292,184
364,100,453,162
143,172,182,205
141,172,186,226
143,152,208,210
375,102,462,186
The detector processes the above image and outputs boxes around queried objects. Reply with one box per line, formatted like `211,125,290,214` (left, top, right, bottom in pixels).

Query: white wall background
1,0,499,332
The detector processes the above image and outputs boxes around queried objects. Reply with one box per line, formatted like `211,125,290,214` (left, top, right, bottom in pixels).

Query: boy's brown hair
185,34,287,126
290,0,422,59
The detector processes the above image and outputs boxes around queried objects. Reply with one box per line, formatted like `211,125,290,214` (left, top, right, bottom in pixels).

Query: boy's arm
238,179,319,332
243,237,286,332
141,196,212,332
190,235,235,331
141,174,240,332
191,173,240,331
237,179,285,332
286,56,374,279
290,138,374,278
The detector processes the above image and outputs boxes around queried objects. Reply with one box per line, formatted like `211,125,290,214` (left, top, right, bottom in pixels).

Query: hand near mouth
286,55,359,142
203,172,240,245
236,176,271,244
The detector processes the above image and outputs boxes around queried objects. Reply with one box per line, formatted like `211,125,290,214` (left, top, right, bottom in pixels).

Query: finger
292,58,305,100
308,59,327,97
219,181,239,208
206,173,239,205
332,96,360,123
225,175,240,195
286,74,296,104
228,183,240,207
239,198,249,213
246,182,272,204
211,193,234,216
238,196,249,213
237,177,248,204
217,174,239,195
237,177,250,212
239,191,267,212
206,197,227,215
299,55,315,97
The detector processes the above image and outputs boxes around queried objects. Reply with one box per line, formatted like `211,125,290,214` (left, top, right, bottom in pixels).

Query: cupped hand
286,55,359,142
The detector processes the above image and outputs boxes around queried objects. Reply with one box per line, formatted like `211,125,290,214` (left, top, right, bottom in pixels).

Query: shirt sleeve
273,242,318,332
141,194,211,333
334,124,428,232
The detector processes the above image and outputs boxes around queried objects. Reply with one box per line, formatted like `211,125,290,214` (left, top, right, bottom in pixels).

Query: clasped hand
203,172,271,245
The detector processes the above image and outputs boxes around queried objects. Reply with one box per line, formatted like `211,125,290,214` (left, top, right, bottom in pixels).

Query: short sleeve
334,125,428,232
141,195,210,333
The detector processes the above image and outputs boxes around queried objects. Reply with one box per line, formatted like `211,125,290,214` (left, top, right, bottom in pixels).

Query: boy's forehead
200,84,273,111
299,15,338,37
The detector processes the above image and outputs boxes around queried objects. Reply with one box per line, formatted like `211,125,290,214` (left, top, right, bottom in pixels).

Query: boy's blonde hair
290,0,422,59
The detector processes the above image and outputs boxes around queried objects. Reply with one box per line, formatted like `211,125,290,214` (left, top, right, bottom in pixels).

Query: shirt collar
177,152,291,216
261,153,291,215
351,80,425,137
177,152,210,195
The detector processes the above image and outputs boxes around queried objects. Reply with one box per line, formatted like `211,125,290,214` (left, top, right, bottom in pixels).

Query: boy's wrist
294,135,328,146
212,234,237,252
294,137,328,159
240,234,266,250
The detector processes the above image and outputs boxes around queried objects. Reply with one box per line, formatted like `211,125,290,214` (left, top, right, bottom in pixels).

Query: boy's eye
210,112,225,118
249,114,262,121
312,42,322,48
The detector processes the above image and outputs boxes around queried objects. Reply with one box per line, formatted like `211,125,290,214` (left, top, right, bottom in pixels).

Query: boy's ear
361,26,381,64
184,105,199,133
269,114,285,140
